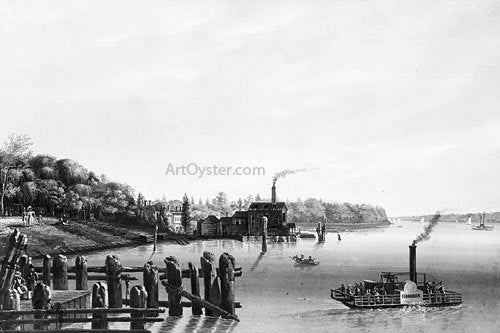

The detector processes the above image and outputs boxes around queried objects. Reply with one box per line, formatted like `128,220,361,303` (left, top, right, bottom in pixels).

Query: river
55,221,500,332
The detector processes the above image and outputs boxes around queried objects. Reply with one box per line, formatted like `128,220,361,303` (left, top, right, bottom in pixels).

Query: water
57,221,500,332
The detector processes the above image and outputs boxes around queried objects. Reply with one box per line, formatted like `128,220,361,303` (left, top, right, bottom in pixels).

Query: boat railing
332,288,462,307
423,291,462,304
331,289,353,301
332,289,401,306
353,294,401,306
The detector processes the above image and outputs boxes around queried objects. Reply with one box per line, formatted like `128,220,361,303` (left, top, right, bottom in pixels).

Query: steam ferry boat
330,245,463,309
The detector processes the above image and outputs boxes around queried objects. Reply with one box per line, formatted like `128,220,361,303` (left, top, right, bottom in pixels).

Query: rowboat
291,256,319,265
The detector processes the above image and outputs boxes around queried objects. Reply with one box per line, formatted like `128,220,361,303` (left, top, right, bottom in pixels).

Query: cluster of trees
1,134,387,227
286,199,388,224
0,134,137,221
160,192,387,225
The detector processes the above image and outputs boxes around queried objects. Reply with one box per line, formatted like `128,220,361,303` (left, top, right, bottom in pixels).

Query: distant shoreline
298,220,391,233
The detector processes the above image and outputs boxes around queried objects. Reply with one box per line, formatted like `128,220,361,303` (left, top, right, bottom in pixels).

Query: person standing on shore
26,206,33,227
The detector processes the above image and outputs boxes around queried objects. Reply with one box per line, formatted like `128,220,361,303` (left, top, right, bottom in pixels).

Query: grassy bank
0,216,153,259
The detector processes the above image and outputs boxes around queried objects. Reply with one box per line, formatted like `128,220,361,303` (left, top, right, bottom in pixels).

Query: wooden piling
52,254,68,290
164,256,183,316
19,254,30,283
200,251,219,317
130,285,148,330
219,253,236,315
0,290,20,331
261,216,268,253
143,261,159,308
105,255,122,308
153,224,158,252
32,282,51,331
160,280,239,321
0,229,20,289
188,262,202,315
76,255,88,290
42,255,51,287
0,233,27,310
91,282,108,330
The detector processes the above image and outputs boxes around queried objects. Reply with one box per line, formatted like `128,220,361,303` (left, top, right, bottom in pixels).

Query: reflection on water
249,252,266,273
50,221,500,332
156,315,238,333
312,241,325,251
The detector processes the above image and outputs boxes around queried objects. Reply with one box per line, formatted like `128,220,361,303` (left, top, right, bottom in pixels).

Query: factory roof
248,201,287,210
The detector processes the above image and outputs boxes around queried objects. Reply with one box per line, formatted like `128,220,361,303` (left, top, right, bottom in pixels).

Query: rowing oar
161,280,239,322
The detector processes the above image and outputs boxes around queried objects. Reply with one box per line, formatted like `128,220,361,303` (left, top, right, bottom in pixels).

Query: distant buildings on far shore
198,180,290,237
140,181,291,237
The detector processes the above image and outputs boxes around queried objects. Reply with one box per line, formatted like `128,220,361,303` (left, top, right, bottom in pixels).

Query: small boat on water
466,217,472,225
471,213,494,231
291,255,320,265
297,232,316,239
330,245,462,309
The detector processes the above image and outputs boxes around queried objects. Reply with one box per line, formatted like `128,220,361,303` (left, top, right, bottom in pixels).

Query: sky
1,0,499,216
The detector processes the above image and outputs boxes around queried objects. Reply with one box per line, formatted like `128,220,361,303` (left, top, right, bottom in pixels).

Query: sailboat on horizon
466,217,472,225
471,212,494,231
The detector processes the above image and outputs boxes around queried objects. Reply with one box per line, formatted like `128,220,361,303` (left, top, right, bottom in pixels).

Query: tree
212,191,229,214
237,198,243,211
56,159,89,187
0,134,32,215
229,200,238,213
304,198,325,220
182,193,190,232
255,193,261,201
243,194,254,209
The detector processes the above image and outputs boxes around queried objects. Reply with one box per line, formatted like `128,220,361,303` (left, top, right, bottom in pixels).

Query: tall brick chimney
271,179,276,204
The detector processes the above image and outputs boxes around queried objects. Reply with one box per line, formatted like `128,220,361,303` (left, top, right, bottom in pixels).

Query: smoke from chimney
273,168,308,182
412,212,441,246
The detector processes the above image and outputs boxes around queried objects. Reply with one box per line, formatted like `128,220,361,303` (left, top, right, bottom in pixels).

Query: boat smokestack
271,179,276,204
409,244,417,283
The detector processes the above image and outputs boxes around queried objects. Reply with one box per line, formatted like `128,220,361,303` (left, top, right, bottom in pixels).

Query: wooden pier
20,290,91,311
0,229,242,332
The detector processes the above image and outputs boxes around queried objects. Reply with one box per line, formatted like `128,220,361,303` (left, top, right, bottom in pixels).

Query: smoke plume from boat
412,212,441,246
